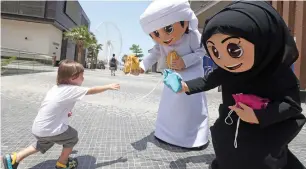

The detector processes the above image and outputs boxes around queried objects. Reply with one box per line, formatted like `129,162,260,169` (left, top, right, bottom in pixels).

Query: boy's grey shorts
32,126,79,154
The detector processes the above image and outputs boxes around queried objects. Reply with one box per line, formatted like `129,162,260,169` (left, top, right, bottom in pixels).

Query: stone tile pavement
1,69,306,169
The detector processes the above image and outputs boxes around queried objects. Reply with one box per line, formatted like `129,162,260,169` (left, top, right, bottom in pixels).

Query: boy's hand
228,103,259,124
178,81,190,93
131,68,144,76
107,83,120,90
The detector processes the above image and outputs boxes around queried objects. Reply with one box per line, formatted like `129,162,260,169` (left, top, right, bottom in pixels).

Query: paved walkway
1,69,306,169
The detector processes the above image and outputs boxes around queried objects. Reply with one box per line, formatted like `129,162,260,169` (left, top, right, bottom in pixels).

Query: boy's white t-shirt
32,85,89,137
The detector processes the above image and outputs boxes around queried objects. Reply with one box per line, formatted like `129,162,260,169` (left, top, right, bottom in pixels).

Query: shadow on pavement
169,154,215,169
1,68,55,76
28,155,127,169
131,131,214,168
131,132,190,153
131,131,209,153
96,157,127,168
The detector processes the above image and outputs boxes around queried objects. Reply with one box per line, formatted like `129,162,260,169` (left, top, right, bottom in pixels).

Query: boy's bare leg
58,147,73,165
13,145,39,163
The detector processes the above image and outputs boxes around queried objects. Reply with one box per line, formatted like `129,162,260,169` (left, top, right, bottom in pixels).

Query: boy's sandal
56,161,68,169
2,152,18,169
55,158,78,169
11,152,17,165
67,158,78,169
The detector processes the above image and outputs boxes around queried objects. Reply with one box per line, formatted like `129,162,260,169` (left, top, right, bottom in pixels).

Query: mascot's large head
201,1,298,75
140,0,199,46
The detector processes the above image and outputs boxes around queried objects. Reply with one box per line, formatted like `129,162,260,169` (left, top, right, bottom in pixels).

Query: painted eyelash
229,40,241,45
229,40,242,49
237,40,242,47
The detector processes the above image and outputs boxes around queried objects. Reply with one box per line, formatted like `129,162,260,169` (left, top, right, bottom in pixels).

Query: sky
79,1,155,62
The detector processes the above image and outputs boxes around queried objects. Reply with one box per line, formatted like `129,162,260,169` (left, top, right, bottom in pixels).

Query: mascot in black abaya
179,1,306,169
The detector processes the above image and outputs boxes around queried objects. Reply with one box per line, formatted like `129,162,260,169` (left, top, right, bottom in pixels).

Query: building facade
269,1,306,90
190,1,306,90
190,1,232,33
1,1,90,65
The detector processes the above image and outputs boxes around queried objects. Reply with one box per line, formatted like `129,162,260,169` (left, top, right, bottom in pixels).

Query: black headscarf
201,1,299,87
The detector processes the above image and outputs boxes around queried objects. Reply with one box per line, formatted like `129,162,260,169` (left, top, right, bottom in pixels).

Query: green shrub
1,56,17,67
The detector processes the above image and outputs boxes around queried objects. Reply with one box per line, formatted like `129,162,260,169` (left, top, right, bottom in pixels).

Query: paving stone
1,70,305,169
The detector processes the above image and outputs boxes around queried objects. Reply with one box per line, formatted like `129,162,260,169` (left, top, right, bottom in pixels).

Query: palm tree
88,43,103,69
87,32,103,69
64,25,93,64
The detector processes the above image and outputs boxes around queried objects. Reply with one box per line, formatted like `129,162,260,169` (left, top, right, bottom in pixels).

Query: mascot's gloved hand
163,69,182,93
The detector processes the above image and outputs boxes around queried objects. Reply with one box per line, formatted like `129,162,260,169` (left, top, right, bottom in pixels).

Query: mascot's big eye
153,31,160,38
164,25,173,34
227,43,243,58
211,46,220,59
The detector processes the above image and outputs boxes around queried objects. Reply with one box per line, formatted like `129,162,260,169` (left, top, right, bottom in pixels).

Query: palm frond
64,25,95,49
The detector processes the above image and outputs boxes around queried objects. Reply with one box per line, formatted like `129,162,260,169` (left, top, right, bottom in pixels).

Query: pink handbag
226,94,270,148
232,93,270,110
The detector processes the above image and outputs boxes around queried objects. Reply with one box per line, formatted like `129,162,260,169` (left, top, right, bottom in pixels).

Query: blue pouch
163,69,182,93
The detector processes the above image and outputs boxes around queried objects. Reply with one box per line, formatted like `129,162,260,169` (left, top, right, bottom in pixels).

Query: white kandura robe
140,30,209,148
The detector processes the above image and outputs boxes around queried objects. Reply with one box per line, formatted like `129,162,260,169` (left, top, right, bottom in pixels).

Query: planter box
300,90,306,104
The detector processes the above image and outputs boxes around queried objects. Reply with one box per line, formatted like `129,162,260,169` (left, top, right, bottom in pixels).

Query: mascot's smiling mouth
225,63,243,70
163,38,173,44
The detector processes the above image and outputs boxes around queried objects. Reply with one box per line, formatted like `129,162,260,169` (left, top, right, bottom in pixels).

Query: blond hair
56,59,84,85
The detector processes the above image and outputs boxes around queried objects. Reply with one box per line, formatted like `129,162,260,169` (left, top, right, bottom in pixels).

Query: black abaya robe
183,1,306,169
185,68,305,169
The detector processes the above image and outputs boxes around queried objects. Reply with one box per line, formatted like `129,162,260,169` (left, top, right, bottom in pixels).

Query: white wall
1,19,62,59
47,23,63,60
65,40,76,61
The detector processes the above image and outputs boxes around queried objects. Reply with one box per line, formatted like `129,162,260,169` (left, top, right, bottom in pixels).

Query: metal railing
1,47,56,76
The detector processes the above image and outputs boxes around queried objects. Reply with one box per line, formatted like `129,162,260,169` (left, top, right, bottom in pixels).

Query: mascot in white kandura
127,0,210,150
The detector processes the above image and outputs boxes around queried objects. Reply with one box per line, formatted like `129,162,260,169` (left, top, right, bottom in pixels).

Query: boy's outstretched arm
86,83,120,95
